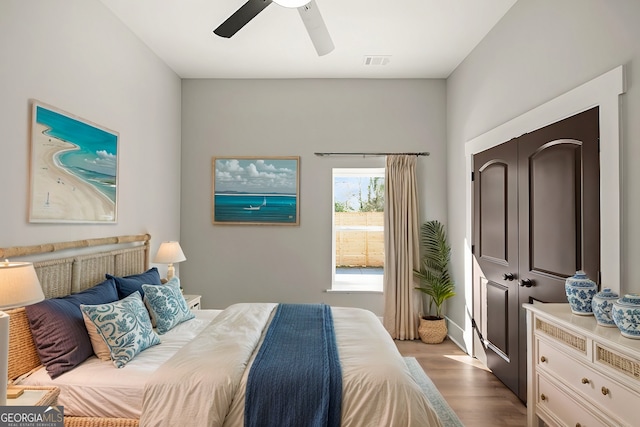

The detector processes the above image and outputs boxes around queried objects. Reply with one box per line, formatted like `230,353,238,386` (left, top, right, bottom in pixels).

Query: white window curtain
382,155,421,340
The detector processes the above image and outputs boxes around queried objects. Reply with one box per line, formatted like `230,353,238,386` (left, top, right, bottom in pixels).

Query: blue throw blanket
245,304,342,427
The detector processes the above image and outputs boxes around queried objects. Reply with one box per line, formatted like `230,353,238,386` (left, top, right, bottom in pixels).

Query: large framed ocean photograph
212,156,300,225
29,101,118,223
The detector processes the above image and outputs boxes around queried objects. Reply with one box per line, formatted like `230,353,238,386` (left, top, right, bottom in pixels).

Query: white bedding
18,309,222,418
143,303,442,427
20,304,443,426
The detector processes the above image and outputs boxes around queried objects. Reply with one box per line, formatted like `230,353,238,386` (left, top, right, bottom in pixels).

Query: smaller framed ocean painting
212,156,300,226
29,101,118,223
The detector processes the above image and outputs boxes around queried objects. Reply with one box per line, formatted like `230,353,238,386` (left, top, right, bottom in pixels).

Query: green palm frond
413,220,456,319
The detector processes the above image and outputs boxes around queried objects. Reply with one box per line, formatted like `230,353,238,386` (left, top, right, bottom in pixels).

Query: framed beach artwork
212,156,300,225
29,101,118,223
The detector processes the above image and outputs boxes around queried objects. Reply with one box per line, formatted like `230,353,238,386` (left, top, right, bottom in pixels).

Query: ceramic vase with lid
592,288,619,327
612,294,640,339
565,270,597,315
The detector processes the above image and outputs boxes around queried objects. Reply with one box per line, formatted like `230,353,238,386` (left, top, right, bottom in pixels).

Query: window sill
325,289,383,294
326,283,383,294
328,273,383,293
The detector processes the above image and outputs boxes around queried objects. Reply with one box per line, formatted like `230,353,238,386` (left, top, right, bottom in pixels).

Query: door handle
520,278,534,287
503,273,516,281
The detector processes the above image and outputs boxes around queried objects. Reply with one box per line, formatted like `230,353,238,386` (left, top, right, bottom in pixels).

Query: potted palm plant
414,220,456,344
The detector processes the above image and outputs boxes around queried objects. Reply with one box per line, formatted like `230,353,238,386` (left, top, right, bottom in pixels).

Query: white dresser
524,303,640,427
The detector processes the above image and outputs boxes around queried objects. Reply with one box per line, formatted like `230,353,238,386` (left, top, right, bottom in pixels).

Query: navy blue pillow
107,267,162,299
25,278,118,378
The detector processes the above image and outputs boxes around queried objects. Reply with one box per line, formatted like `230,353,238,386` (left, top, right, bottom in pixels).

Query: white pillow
143,277,194,334
82,311,111,361
81,291,160,368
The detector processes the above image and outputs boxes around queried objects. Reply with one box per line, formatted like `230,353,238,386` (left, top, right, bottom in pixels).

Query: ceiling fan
214,0,334,56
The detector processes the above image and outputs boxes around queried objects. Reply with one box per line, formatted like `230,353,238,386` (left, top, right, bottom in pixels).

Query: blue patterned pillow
80,291,160,368
142,277,195,334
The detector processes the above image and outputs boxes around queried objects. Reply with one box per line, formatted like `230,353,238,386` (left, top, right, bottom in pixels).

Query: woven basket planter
418,317,447,344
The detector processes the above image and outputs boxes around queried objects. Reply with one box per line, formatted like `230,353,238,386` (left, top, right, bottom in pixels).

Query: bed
3,235,443,427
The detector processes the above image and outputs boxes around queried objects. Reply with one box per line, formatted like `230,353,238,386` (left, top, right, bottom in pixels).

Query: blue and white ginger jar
592,288,619,327
612,294,640,339
565,271,597,316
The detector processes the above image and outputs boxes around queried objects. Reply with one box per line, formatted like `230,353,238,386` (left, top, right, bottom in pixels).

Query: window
330,168,384,292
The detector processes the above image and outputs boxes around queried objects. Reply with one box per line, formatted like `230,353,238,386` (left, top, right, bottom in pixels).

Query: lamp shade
153,242,186,264
0,261,45,310
273,0,309,8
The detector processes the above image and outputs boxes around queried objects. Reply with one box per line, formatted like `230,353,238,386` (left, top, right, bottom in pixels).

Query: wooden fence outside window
335,212,384,267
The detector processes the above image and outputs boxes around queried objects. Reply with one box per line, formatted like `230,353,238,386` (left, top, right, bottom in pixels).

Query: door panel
473,106,600,403
529,141,580,277
517,107,600,401
486,280,509,356
479,161,509,263
473,141,519,394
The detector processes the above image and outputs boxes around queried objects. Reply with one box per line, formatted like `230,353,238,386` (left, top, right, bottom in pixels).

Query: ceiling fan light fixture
215,0,332,56
273,0,310,8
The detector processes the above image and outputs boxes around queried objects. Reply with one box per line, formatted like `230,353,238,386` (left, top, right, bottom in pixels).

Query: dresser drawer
535,316,587,356
538,338,639,425
537,338,586,381
536,374,608,427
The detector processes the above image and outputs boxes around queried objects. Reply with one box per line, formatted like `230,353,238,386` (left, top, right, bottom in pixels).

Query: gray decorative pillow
142,277,195,334
81,291,160,368
25,278,118,378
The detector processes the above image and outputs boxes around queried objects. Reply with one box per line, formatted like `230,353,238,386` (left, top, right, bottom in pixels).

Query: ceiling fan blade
298,0,334,56
214,0,273,38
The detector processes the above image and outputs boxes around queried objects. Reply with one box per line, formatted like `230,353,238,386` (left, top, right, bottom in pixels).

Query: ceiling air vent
363,55,391,66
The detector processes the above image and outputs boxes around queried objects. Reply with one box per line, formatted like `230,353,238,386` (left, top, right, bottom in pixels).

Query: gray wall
180,79,447,315
446,0,640,349
9,0,637,356
0,0,182,264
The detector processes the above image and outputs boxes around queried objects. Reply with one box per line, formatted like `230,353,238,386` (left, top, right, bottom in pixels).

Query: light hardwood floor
396,339,527,427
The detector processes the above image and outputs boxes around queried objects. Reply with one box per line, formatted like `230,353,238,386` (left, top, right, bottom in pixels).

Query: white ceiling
99,0,517,79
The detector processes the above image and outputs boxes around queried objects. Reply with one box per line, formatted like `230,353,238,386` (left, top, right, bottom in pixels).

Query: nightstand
183,294,201,310
5,386,59,406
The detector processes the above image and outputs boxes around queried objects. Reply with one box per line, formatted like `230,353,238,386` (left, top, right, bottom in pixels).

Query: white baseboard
445,316,468,353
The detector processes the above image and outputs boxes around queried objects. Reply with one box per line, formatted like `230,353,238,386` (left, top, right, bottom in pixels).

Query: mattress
18,309,222,418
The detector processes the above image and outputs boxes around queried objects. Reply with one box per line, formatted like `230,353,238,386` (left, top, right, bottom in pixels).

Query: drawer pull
601,386,610,396
576,424,581,427
581,377,590,384
540,356,547,363
540,393,547,401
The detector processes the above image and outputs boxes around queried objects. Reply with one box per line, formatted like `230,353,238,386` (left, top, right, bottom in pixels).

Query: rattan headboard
0,234,151,298
2,234,151,381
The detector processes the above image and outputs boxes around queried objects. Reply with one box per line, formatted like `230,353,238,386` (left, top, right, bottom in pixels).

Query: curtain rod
314,151,430,157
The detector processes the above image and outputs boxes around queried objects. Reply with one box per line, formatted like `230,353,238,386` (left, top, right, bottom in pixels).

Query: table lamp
0,260,45,405
153,241,186,281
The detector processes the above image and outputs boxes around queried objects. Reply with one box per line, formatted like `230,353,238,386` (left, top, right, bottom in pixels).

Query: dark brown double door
473,107,600,402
